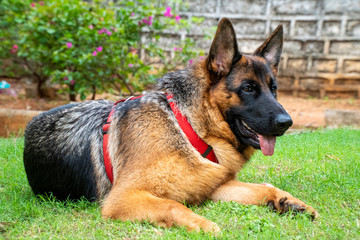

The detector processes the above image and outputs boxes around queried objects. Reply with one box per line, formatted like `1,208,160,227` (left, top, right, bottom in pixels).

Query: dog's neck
157,60,211,120
157,66,204,107
157,60,232,139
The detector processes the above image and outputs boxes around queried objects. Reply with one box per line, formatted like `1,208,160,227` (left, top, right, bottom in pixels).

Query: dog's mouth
234,118,276,156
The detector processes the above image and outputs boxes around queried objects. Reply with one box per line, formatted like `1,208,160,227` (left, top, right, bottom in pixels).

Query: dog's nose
275,114,293,132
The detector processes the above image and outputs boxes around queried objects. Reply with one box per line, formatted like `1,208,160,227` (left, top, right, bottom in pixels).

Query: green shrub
0,0,202,100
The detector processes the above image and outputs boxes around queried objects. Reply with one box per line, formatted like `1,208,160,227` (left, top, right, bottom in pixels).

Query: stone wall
176,0,360,98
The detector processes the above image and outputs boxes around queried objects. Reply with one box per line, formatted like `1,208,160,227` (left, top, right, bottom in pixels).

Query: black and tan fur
23,18,318,233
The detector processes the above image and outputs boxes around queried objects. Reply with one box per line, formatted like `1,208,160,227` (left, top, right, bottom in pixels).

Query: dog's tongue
258,134,276,156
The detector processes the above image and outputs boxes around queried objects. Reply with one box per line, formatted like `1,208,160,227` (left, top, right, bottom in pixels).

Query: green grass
1,129,359,239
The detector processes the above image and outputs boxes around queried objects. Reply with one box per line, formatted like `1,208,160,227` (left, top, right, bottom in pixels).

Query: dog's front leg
101,188,220,233
211,180,318,218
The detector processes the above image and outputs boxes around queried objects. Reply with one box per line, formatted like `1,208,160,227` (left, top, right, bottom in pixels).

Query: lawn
1,128,359,239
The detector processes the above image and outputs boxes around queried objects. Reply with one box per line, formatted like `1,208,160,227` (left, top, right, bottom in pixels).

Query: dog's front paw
268,195,319,219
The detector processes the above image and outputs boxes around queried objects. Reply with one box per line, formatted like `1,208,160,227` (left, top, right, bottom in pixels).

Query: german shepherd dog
24,18,318,233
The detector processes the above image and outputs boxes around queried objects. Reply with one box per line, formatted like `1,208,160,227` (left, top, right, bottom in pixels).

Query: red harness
102,94,218,184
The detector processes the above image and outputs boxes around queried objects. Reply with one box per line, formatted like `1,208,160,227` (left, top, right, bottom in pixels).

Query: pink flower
12,45,18,50
188,59,194,65
10,49,17,54
174,47,177,51
164,7,173,17
178,47,182,51
66,42,72,48
141,16,153,26
128,63,133,67
96,46,103,52
106,30,112,35
98,28,108,35
147,16,153,25
199,56,205,60
175,15,181,23
88,25,94,29
92,51,97,56
30,2,36,7
39,1,44,5
98,29,104,34
63,76,69,81
131,12,135,16
70,80,75,85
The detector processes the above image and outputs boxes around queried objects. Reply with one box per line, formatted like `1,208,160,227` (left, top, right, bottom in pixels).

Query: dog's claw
274,196,319,220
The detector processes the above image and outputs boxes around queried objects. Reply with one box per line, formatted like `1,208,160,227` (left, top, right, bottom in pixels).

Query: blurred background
1,0,359,137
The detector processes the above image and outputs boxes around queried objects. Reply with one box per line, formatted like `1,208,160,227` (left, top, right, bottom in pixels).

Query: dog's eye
242,86,253,92
271,85,277,97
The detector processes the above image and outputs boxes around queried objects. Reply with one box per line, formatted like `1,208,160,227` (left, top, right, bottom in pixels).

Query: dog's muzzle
232,113,293,156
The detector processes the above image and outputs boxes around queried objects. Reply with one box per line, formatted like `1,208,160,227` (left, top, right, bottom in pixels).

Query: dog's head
207,18,292,156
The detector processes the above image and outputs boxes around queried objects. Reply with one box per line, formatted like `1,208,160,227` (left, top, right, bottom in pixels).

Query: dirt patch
278,95,360,128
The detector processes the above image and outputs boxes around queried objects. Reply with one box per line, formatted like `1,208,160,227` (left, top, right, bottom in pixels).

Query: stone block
237,39,264,54
190,18,219,36
325,109,360,127
157,34,181,50
322,21,341,36
271,0,318,15
232,19,267,35
346,20,360,36
343,60,360,73
184,0,217,13
287,58,307,72
283,40,303,54
304,41,324,54
330,41,360,55
299,77,326,89
324,0,360,14
192,36,213,49
312,59,337,73
294,21,317,37
220,0,267,15
277,75,295,90
335,78,360,85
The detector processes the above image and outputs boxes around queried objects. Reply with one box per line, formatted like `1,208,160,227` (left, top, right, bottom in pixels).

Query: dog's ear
207,18,241,81
254,25,283,73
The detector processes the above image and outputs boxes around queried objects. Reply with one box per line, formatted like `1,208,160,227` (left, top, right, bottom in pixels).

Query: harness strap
102,96,143,183
166,95,218,164
102,94,218,184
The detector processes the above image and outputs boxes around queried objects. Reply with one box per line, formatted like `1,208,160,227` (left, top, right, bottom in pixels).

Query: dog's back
23,100,112,201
